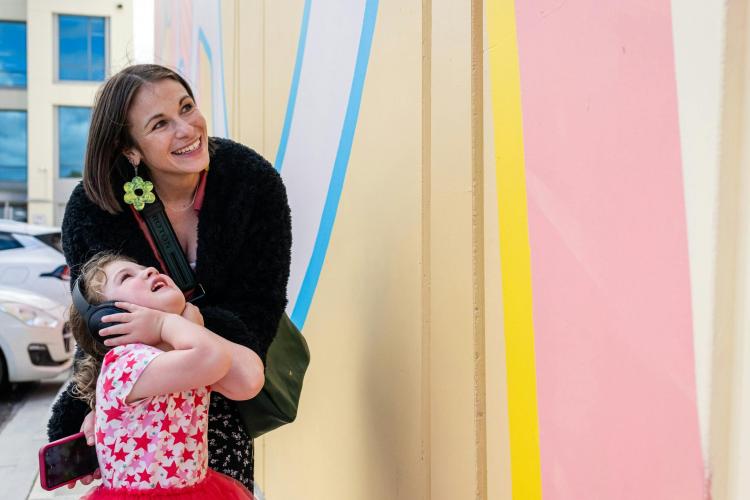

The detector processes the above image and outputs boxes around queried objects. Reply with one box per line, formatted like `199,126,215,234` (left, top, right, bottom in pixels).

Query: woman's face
123,78,209,177
100,260,185,314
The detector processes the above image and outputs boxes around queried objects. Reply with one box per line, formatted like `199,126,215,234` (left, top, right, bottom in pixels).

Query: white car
0,286,73,386
0,220,71,307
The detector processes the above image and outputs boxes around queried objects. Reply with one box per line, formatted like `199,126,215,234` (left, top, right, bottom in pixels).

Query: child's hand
99,302,168,347
181,302,204,326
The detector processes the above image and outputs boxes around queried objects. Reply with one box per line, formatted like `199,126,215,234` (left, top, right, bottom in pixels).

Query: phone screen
42,434,99,489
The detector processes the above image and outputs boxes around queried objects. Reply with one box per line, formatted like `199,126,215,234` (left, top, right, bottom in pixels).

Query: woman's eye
153,120,166,130
182,103,194,113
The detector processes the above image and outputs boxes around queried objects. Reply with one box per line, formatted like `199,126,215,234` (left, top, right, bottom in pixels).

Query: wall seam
710,0,747,498
233,0,240,139
421,0,432,498
471,0,487,498
260,0,266,152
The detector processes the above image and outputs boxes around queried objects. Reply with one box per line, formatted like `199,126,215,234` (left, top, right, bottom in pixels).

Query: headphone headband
72,277,125,346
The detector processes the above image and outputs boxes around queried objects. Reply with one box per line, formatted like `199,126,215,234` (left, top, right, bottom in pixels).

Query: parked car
0,219,71,307
0,286,73,386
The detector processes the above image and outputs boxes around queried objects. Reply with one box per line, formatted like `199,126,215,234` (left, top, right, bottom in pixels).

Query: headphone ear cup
88,304,128,345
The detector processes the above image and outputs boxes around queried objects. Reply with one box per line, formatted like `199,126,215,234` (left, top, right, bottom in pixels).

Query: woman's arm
209,338,265,401
47,371,92,441
181,303,264,401
200,163,292,362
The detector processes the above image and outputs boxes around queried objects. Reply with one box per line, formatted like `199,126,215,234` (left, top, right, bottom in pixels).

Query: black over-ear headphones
72,278,126,345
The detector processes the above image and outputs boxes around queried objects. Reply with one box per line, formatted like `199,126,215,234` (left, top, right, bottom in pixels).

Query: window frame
53,14,110,83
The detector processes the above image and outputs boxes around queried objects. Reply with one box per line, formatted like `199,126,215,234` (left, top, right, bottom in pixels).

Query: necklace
162,178,200,212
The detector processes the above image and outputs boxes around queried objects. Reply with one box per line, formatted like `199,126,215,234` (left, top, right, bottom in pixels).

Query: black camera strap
131,199,206,303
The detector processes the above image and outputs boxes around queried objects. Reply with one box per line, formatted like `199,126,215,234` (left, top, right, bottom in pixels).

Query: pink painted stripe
513,1,705,498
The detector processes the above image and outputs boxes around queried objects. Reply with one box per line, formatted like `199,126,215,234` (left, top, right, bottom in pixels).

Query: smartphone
38,431,99,491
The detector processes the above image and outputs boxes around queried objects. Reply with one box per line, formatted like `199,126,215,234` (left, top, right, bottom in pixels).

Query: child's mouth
151,278,168,292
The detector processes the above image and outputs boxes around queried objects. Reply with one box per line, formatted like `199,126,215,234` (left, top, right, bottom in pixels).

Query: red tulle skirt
82,469,254,499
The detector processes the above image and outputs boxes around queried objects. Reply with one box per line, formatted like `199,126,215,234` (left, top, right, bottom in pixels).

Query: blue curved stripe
197,30,213,100
291,0,379,328
274,0,312,172
215,0,229,136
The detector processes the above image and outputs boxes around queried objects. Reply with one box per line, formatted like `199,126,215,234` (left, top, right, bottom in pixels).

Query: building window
58,106,91,178
58,15,106,81
0,110,27,182
0,22,27,87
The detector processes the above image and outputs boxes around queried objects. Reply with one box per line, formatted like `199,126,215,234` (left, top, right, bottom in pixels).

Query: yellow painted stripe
486,1,542,499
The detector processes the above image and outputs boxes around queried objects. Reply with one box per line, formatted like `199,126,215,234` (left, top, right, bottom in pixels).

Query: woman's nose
174,117,193,138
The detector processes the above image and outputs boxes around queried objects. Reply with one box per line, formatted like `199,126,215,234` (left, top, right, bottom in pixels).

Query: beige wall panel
3,0,25,20
227,0,302,158
230,0,262,149
227,2,302,485
257,1,426,499
482,19,511,498
261,1,305,159
429,0,478,498
218,0,237,139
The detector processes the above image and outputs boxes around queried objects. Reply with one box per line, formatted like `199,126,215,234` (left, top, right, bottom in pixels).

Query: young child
69,252,264,499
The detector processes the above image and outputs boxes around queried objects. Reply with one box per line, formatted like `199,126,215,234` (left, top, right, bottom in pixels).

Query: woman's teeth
173,138,201,155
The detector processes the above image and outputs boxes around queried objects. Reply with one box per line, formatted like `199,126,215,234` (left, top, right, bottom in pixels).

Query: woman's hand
67,411,101,488
99,302,169,347
181,302,204,326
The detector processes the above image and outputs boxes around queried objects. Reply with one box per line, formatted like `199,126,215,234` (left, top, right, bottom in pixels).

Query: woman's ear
122,148,141,167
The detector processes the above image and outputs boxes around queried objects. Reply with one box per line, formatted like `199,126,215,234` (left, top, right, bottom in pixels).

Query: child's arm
181,303,265,401
100,301,232,403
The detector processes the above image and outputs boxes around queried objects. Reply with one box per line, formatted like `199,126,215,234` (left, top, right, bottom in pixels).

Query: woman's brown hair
70,252,136,410
83,64,201,214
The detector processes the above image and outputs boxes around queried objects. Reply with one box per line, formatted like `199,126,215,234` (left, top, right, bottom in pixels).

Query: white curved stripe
280,0,369,315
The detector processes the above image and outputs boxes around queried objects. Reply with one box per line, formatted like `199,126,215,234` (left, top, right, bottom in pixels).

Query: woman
47,64,291,491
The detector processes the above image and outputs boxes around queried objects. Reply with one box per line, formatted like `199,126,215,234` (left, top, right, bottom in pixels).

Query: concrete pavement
0,372,94,500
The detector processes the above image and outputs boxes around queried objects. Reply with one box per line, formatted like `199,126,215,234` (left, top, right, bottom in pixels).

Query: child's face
100,260,185,313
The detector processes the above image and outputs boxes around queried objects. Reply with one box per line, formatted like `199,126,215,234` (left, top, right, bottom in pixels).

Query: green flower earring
123,163,156,211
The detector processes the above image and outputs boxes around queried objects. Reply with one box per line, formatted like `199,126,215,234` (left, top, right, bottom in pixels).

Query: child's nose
141,267,158,279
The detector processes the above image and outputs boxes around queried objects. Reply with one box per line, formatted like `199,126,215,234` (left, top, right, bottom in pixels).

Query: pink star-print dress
83,343,253,499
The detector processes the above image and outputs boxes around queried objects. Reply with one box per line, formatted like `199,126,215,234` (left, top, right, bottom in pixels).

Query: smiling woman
47,64,292,493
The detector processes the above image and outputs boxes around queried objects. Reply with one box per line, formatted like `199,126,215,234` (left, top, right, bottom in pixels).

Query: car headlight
0,302,60,328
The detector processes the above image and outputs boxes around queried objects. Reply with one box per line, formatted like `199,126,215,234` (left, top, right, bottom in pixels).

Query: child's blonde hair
70,251,137,409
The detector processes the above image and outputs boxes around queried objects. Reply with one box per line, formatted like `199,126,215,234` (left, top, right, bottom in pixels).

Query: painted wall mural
155,0,229,137
155,0,378,329
487,0,705,498
275,0,378,327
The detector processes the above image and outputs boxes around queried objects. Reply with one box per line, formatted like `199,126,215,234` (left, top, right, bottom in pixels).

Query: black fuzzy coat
47,137,291,486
